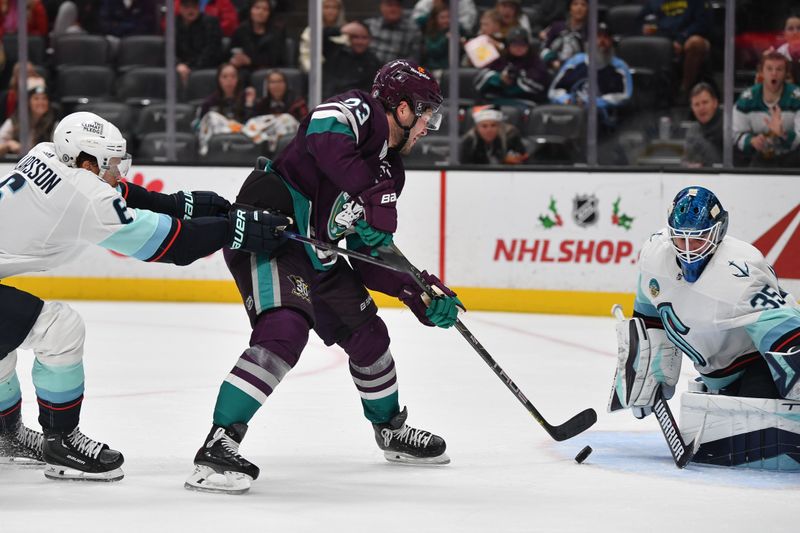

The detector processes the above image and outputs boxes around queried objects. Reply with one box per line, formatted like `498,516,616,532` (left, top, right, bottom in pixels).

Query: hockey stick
611,304,701,468
283,231,407,273
374,243,597,442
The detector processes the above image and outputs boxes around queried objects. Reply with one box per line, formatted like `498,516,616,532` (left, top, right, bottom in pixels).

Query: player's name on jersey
14,153,62,195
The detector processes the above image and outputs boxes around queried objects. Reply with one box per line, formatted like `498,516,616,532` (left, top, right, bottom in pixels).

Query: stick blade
548,408,598,441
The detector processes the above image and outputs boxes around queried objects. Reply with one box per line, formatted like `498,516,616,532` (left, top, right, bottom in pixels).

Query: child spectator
230,0,287,73
459,104,527,164
540,0,588,70
733,51,800,167
475,27,550,105
0,82,56,156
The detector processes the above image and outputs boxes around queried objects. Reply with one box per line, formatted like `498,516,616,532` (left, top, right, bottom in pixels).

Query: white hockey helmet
53,111,131,180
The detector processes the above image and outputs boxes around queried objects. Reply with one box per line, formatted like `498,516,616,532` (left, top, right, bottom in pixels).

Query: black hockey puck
574,445,592,464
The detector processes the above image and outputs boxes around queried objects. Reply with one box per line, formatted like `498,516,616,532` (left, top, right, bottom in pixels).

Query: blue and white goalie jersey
0,142,175,278
634,230,800,390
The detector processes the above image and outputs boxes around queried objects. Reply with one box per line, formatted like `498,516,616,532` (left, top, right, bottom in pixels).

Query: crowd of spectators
0,0,795,168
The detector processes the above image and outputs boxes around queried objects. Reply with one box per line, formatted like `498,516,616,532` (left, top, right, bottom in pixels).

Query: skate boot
0,421,45,466
185,423,260,495
42,427,124,481
373,407,449,465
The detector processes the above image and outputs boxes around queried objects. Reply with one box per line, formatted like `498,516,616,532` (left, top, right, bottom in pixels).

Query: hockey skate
0,421,45,466
373,407,449,465
42,427,124,482
185,423,260,495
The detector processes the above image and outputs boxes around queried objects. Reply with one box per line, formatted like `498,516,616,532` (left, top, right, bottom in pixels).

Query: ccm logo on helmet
380,193,396,204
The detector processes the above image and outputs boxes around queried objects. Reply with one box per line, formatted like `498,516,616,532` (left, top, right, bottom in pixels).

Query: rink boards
4,165,799,316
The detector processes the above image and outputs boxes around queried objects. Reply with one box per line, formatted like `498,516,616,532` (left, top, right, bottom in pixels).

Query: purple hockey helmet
371,59,444,131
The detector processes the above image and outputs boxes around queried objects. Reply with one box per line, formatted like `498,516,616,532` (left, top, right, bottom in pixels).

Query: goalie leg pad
680,389,800,470
763,348,800,400
608,317,682,414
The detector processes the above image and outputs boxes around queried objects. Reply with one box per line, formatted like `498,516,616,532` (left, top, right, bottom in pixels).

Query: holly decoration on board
539,196,564,229
611,197,634,230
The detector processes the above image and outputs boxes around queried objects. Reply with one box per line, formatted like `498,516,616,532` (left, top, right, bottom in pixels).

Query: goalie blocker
681,380,800,471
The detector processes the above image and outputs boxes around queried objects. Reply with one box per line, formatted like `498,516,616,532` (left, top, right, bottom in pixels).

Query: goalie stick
611,304,702,468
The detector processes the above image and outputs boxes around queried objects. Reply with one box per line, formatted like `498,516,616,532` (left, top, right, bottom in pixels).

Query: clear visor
668,222,721,264
415,101,443,131
100,154,132,185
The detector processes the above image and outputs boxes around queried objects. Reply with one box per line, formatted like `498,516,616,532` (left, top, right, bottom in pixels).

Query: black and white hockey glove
175,191,231,219
227,205,291,255
607,317,682,419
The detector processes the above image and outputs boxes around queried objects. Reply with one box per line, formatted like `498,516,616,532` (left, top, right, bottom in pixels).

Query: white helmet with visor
53,112,131,182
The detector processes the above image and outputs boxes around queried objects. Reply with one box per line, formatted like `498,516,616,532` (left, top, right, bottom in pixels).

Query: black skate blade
547,408,597,442
44,464,124,482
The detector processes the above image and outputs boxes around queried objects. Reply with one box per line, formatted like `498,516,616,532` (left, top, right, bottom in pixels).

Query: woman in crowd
0,83,56,156
230,0,287,74
197,62,257,123
299,0,346,73
254,69,308,122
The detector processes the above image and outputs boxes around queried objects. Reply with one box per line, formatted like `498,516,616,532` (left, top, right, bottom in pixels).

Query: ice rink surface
1,301,797,533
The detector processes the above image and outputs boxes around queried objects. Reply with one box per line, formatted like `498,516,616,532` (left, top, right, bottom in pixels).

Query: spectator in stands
322,20,381,99
413,0,477,35
421,3,457,70
532,0,567,35
776,13,800,83
733,51,800,167
176,0,224,85
683,82,722,167
197,62,257,124
0,61,43,123
230,0,287,73
463,8,503,68
495,0,531,39
99,0,158,37
548,23,632,129
365,0,422,64
475,27,550,106
299,0,346,73
460,104,527,164
49,0,101,36
0,83,55,156
172,0,238,37
0,0,48,37
638,0,711,99
540,0,588,70
254,69,308,122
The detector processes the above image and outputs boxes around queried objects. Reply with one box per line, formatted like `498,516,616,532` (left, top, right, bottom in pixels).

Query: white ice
1,302,797,533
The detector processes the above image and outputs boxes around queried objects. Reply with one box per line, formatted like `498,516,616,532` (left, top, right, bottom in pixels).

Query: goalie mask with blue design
667,186,729,283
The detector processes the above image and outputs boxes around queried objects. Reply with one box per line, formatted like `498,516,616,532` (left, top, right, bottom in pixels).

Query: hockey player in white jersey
0,112,290,481
608,186,800,469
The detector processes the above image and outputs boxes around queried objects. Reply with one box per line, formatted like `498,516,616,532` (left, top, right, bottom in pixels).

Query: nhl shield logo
572,194,599,227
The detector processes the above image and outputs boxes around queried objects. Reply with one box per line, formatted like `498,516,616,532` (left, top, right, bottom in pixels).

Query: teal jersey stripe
0,372,21,410
254,254,278,313
745,307,800,354
99,208,173,260
32,360,85,402
281,177,332,271
306,116,356,139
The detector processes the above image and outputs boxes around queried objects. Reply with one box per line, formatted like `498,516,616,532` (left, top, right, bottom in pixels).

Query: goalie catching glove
399,271,465,329
227,205,291,255
608,317,682,419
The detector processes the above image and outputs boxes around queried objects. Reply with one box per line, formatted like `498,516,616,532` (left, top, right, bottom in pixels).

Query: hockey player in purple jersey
186,59,463,494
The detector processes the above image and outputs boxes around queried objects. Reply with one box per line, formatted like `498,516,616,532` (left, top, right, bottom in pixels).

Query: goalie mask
667,186,729,283
54,112,132,183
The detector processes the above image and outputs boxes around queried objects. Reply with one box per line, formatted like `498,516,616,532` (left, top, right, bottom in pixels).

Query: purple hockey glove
357,180,398,234
398,271,464,328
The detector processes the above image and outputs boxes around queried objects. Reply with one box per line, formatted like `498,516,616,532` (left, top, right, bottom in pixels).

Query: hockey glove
175,191,231,219
357,180,398,234
399,271,465,329
607,317,682,419
354,220,393,254
227,205,291,255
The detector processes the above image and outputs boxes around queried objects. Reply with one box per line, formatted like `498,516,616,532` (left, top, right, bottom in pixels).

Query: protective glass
415,101,443,131
668,222,721,264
